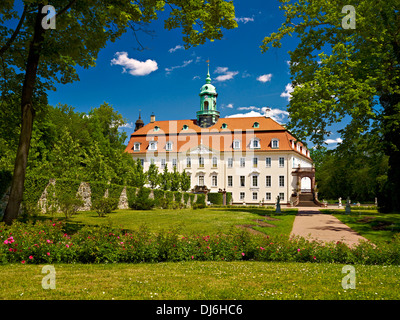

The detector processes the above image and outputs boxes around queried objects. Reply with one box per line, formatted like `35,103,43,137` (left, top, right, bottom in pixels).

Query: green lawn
43,207,297,238
321,209,400,243
1,261,399,300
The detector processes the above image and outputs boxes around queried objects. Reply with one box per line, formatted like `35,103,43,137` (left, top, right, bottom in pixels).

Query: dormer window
154,126,160,132
233,140,241,150
133,142,140,151
149,141,157,151
253,122,260,128
250,138,260,149
221,123,228,129
183,125,189,130
271,139,279,149
166,141,173,151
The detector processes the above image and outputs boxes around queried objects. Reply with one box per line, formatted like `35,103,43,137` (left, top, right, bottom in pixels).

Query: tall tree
147,163,160,189
261,0,400,212
1,0,237,224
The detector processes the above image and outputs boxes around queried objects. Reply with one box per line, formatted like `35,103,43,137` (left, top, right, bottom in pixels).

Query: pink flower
313,256,316,260
21,260,25,264
8,248,13,252
241,252,245,256
297,249,301,252
47,252,50,256
29,255,33,260
52,223,56,226
191,256,194,259
260,247,265,250
66,244,70,248
4,240,8,244
46,239,51,243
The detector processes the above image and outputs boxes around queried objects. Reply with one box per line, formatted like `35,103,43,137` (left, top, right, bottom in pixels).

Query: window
133,143,140,151
186,157,191,168
183,125,189,130
154,126,160,132
149,141,157,151
265,157,271,168
279,175,285,187
227,176,233,187
172,159,177,167
253,122,259,128
252,175,258,187
240,158,246,168
166,141,173,151
204,101,209,110
253,157,258,168
233,140,241,150
140,159,144,167
240,176,245,187
279,193,285,201
212,156,218,168
199,157,204,168
265,192,271,201
279,157,285,168
212,175,218,187
240,192,245,200
222,123,228,129
250,138,260,149
266,176,271,187
228,158,233,168
272,139,279,149
161,158,166,169
199,175,205,186
252,192,258,200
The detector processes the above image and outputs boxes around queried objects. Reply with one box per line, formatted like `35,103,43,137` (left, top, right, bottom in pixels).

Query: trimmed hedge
208,193,223,205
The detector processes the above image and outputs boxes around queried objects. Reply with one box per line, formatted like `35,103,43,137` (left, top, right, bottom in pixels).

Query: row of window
239,192,285,202
151,156,287,169
133,138,280,152
197,175,285,188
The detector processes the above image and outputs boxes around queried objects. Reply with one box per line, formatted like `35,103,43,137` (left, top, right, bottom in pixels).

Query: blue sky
45,0,342,147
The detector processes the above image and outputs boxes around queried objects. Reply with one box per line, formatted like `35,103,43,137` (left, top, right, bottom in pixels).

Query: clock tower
196,61,220,128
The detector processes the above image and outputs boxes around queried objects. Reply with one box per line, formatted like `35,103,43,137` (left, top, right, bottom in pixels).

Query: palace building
125,66,317,206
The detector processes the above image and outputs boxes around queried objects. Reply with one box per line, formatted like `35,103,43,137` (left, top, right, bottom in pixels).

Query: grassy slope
1,261,399,300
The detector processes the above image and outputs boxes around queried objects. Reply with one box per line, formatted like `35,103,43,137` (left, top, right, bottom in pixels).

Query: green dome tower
196,61,220,128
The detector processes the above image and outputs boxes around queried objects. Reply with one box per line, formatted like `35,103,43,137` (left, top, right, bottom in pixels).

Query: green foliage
22,176,50,205
207,193,223,205
128,187,155,210
180,170,191,192
92,197,118,217
170,166,181,191
160,166,171,191
54,179,82,219
89,181,109,204
0,170,12,197
193,194,206,209
147,163,160,189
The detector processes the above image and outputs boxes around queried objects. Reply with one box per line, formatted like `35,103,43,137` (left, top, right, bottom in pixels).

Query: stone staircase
297,193,320,207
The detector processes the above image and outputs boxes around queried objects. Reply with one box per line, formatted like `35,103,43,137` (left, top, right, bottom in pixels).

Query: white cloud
280,83,294,101
257,74,272,83
192,75,200,80
225,103,234,109
226,110,262,118
111,52,158,76
226,107,289,124
119,122,134,129
165,60,193,74
214,66,239,82
168,45,184,53
324,137,343,144
237,106,260,111
242,71,251,78
234,17,254,24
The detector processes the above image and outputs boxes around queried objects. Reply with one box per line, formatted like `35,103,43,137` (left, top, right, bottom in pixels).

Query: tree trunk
3,5,45,225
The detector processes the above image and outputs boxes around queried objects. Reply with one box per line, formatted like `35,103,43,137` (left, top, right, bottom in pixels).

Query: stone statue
275,195,281,213
345,196,351,214
338,197,342,208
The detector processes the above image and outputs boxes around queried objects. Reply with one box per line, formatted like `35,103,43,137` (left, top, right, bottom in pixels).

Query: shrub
58,193,84,219
128,187,155,210
207,193,223,205
92,197,119,217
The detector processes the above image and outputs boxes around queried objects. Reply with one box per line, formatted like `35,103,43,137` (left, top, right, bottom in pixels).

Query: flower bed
1,220,400,265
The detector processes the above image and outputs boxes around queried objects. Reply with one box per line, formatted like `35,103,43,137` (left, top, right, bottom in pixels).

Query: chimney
264,107,271,118
150,112,155,123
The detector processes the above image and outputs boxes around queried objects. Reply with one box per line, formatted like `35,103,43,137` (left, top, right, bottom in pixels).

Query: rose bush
1,220,399,265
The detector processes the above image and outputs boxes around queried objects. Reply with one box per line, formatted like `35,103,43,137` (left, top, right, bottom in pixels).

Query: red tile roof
125,116,311,159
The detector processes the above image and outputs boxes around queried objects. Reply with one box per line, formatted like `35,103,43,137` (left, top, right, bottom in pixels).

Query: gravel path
290,208,368,247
